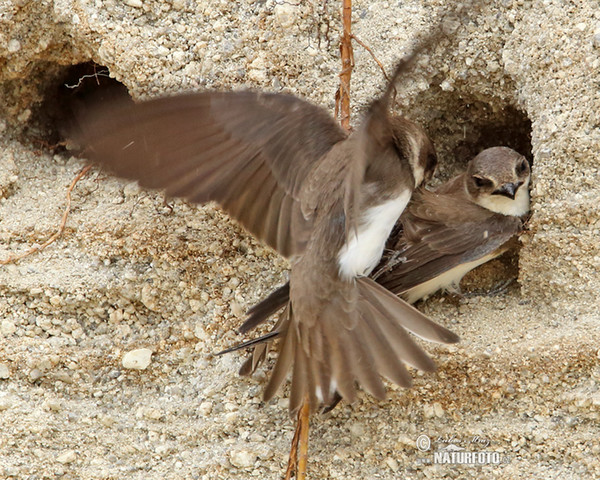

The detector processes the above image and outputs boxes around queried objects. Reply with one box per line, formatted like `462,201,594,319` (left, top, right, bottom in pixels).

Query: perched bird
240,147,529,377
73,48,459,414
375,146,530,303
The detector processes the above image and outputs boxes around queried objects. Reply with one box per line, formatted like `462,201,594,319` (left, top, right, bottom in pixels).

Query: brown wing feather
377,187,523,293
74,91,347,258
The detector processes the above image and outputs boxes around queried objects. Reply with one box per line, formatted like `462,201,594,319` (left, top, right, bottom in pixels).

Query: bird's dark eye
472,176,493,188
516,159,529,175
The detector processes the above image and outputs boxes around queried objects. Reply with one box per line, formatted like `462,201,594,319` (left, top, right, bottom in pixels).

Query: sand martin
73,47,459,413
375,146,530,302
239,147,529,384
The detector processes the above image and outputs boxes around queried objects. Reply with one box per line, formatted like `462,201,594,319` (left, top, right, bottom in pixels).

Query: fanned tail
234,277,458,414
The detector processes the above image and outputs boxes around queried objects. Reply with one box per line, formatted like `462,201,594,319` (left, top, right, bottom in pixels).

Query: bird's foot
371,250,407,280
462,278,515,298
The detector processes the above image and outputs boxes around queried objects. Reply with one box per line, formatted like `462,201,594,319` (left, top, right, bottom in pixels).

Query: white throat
337,190,411,280
476,179,530,216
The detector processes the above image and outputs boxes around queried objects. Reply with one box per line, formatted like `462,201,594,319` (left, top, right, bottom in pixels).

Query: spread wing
376,188,523,294
73,91,347,258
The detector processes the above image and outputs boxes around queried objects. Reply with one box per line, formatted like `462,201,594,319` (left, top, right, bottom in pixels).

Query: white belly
337,191,411,280
402,252,500,304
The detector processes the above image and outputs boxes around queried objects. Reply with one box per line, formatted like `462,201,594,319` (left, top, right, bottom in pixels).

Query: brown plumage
73,40,459,414
377,146,530,302
239,148,528,387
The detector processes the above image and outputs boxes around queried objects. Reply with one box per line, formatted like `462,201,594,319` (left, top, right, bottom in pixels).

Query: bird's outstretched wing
73,91,347,258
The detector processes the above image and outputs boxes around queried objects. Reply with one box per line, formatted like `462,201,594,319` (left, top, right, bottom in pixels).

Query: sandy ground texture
1,0,600,479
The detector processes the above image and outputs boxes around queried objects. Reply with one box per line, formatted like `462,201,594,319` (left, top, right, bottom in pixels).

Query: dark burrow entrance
403,86,534,296
27,61,131,151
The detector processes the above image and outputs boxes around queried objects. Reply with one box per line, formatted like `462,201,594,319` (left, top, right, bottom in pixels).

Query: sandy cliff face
1,1,599,479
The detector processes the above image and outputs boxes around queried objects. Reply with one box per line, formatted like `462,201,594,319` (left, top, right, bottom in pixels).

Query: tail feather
358,277,460,344
228,277,458,414
290,338,310,413
238,343,268,376
344,319,387,400
359,292,437,373
321,314,357,404
239,283,289,334
357,301,414,388
263,305,294,402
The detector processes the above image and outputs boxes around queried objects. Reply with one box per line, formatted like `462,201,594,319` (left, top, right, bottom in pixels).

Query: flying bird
73,48,459,414
239,147,529,382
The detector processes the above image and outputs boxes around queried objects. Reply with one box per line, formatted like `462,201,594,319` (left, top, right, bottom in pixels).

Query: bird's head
389,116,437,188
466,147,531,216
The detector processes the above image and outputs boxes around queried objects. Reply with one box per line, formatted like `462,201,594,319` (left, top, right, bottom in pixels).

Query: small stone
43,399,62,412
140,284,159,311
8,39,21,53
433,402,445,418
124,0,142,7
98,413,116,427
17,109,31,123
0,151,19,199
122,348,153,370
440,79,454,91
230,300,243,317
136,406,162,420
423,403,435,419
194,322,209,340
123,181,142,196
385,457,399,472
247,56,267,83
0,363,9,379
198,401,213,416
0,394,16,410
49,295,62,306
29,368,43,381
273,4,296,28
189,299,202,312
349,422,365,437
1,319,16,336
229,448,257,468
56,450,77,464
594,32,600,49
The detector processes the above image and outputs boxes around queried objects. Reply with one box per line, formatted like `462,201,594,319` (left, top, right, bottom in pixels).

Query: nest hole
407,86,533,182
407,87,534,294
29,61,131,150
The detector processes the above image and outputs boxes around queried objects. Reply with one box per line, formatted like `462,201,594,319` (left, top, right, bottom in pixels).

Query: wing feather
74,91,347,257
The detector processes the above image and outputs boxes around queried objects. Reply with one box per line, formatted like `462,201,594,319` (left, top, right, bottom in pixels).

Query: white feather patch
338,190,411,279
315,379,337,404
408,135,424,187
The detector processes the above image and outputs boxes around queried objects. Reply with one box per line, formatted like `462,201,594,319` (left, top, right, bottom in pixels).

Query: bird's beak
493,182,519,200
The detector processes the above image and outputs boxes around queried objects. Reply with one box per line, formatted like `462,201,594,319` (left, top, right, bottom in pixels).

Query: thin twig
0,164,92,265
296,396,310,480
350,34,397,104
336,0,353,131
64,69,111,89
284,411,301,480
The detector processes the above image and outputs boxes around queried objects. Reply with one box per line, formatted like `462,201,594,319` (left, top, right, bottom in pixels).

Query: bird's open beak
493,182,520,200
